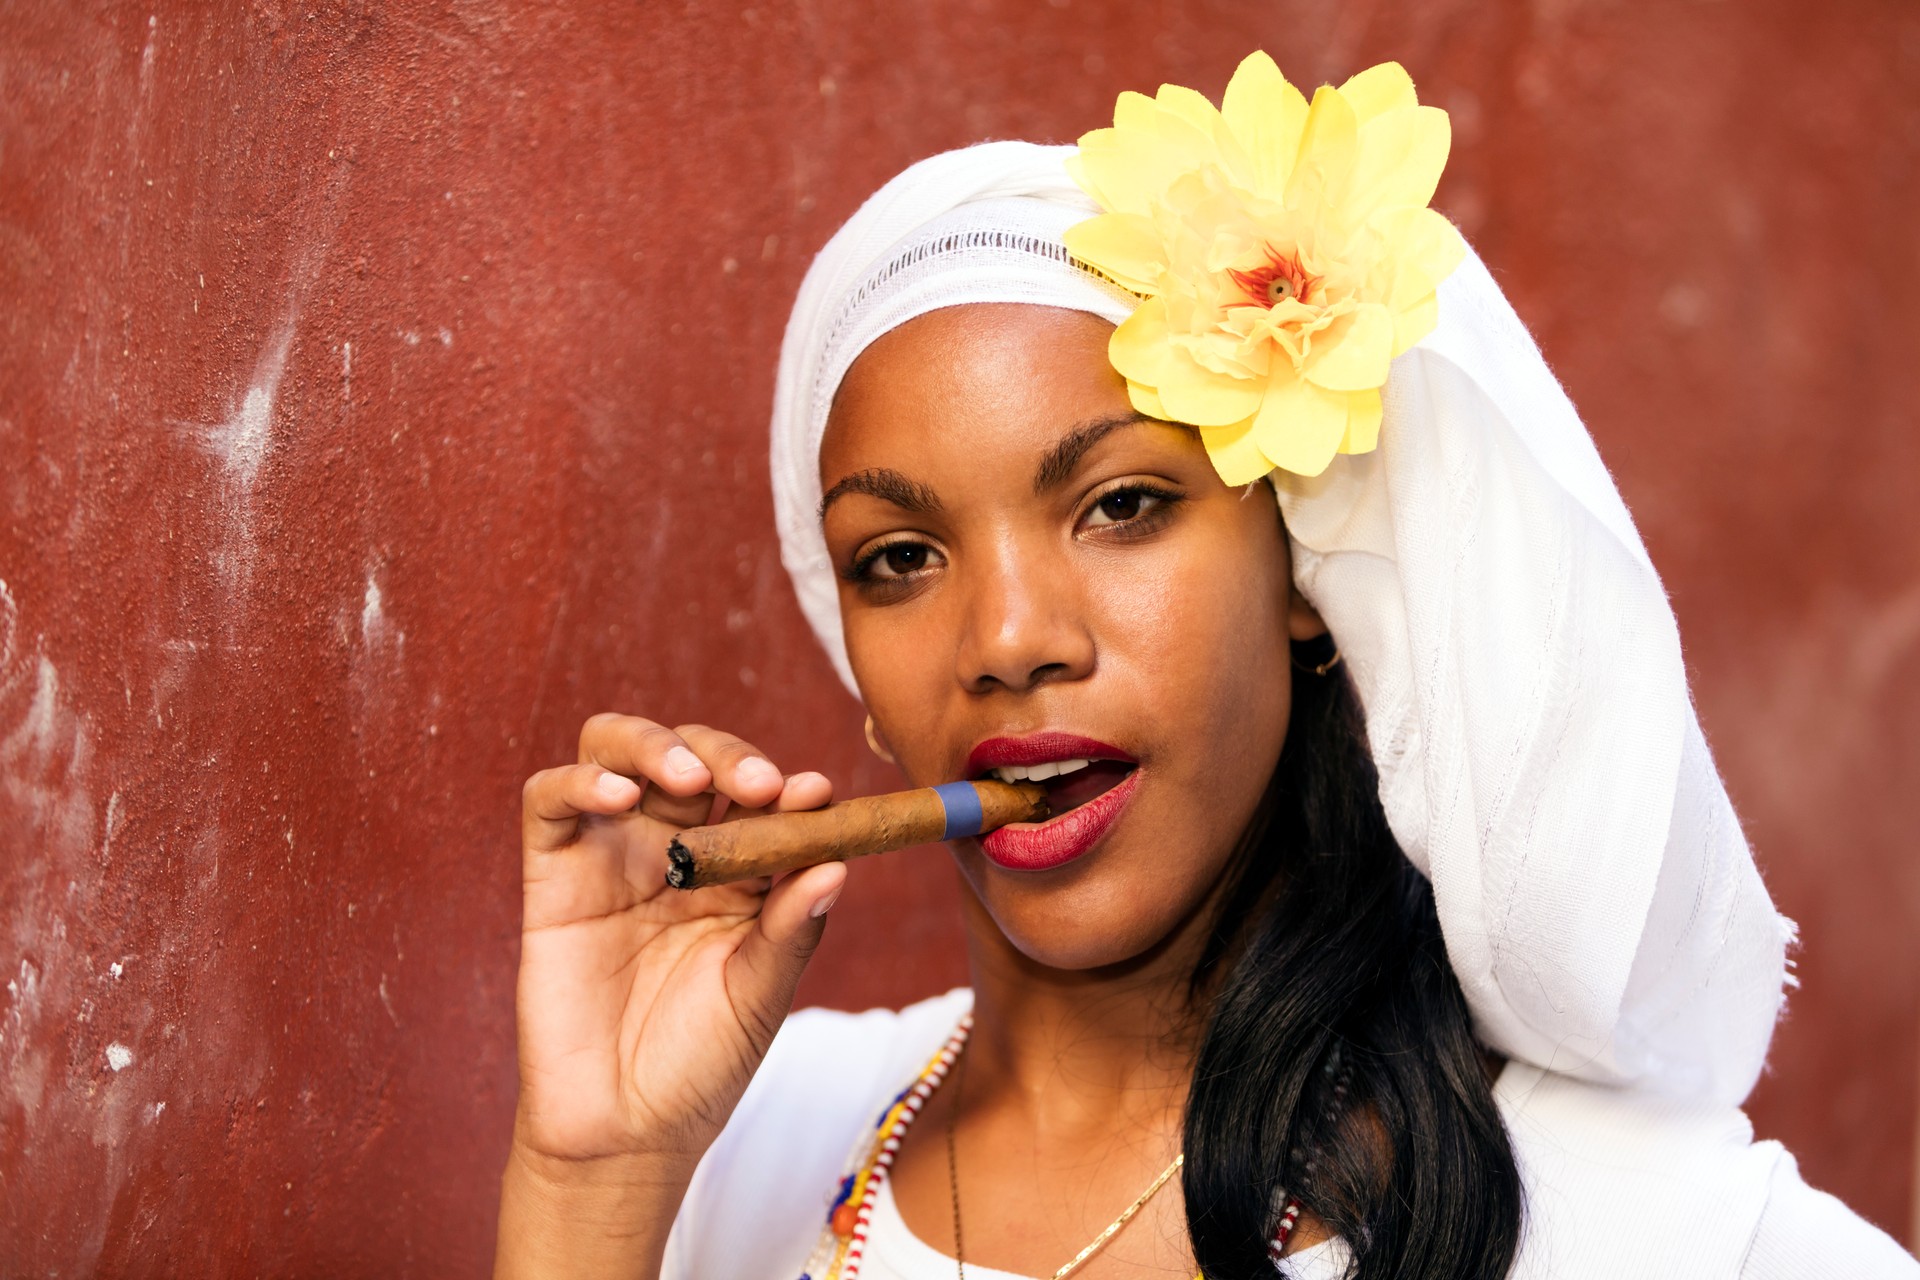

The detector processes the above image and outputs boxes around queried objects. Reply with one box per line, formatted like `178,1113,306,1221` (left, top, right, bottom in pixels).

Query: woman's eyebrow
1032,411,1155,493
819,468,943,520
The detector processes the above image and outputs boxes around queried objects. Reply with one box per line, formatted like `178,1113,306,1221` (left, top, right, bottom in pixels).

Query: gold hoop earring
864,714,897,764
1290,646,1343,677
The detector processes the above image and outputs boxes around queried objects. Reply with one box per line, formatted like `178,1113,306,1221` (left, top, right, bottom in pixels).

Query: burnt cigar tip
665,838,696,890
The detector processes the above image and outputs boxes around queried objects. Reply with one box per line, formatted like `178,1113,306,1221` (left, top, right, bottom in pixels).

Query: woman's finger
639,786,717,829
576,713,713,795
672,724,787,810
721,770,834,822
521,764,642,853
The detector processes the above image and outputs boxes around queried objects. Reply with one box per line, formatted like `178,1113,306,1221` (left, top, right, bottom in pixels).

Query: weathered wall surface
2,1,1915,1271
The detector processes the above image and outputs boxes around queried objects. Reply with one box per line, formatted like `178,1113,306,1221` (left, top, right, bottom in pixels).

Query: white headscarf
769,140,1791,1106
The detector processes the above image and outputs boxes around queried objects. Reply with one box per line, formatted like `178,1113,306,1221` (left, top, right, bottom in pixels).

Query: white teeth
989,758,1091,784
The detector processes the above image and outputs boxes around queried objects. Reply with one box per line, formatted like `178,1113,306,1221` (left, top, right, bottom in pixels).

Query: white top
663,990,1918,1279
859,1172,1353,1280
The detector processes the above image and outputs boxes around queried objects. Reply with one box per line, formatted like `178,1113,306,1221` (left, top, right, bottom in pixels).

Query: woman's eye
877,544,929,576
1085,486,1163,528
852,539,943,583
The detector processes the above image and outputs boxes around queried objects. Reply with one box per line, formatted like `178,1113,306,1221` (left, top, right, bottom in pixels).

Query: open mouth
962,733,1142,872
979,758,1137,820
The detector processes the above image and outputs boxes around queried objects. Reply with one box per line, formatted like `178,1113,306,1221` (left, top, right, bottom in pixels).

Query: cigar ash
664,839,697,890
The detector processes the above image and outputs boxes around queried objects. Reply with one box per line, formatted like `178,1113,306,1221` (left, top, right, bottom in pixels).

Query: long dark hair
1182,637,1523,1279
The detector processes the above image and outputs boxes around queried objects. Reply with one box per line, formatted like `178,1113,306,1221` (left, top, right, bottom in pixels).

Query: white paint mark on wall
100,790,122,863
0,577,17,672
210,387,274,489
7,958,40,1011
4,657,63,762
377,975,399,1026
139,16,157,86
108,961,123,980
355,562,405,675
361,572,385,643
3,959,47,1113
180,312,300,618
0,650,96,865
193,315,296,493
104,1043,133,1072
147,1100,166,1122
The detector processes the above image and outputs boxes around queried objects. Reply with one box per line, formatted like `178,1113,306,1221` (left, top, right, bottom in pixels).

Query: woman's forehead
821,303,1128,477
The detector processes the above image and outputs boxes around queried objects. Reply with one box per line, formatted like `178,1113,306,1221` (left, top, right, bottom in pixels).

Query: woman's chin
964,855,1218,974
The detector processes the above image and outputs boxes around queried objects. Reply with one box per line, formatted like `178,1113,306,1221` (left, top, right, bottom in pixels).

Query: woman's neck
955,885,1214,1140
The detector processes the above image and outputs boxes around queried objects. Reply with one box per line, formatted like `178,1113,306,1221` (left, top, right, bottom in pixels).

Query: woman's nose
954,549,1096,695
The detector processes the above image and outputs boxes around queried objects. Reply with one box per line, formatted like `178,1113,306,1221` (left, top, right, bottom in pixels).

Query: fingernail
738,757,781,790
809,886,842,919
595,772,635,803
665,746,703,777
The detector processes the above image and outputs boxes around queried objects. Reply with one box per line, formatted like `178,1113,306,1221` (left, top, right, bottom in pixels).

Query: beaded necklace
794,1014,1305,1280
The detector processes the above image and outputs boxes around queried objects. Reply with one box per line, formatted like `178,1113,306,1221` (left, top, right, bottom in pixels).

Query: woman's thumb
725,861,847,1050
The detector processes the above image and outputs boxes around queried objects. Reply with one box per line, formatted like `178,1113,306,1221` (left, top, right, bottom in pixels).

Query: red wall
3,1,1916,1271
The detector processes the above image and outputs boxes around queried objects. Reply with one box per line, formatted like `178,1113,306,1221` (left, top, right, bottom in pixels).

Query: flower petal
1250,373,1350,477
1113,89,1161,132
1070,125,1213,218
1064,212,1166,295
1391,288,1440,354
1338,61,1418,123
1348,104,1451,215
1372,207,1464,350
1128,380,1171,421
1199,418,1274,486
1303,303,1394,392
1221,51,1309,194
1388,206,1467,291
1336,387,1383,454
1285,85,1358,214
1155,83,1222,135
1107,296,1173,386
1155,345,1265,427
1070,131,1195,217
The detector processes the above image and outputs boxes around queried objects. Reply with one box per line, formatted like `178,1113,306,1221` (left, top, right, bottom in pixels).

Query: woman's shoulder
662,988,974,1280
1495,1063,1918,1278
1740,1149,1918,1279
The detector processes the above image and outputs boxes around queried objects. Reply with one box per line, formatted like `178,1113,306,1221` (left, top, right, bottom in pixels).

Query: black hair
1182,636,1523,1279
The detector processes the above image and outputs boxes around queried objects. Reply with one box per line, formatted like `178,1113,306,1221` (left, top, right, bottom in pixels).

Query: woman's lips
964,732,1133,777
979,766,1142,872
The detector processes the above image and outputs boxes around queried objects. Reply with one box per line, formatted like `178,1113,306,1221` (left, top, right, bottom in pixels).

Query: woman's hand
496,714,847,1279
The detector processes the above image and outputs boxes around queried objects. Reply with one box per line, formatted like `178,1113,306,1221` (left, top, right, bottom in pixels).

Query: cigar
664,779,1049,890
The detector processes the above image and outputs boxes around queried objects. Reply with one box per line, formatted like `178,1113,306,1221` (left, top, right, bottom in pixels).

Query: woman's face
820,304,1323,971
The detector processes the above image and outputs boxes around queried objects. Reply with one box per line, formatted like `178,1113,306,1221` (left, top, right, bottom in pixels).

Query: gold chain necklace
943,1045,1189,1280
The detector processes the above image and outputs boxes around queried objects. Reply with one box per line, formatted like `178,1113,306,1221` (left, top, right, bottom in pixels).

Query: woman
495,56,1917,1279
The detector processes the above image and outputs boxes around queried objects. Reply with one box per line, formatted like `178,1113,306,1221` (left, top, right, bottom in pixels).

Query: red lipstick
963,733,1140,872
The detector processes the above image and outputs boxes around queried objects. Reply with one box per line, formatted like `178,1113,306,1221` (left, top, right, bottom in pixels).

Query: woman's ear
1266,477,1327,643
863,714,898,765
1287,585,1329,643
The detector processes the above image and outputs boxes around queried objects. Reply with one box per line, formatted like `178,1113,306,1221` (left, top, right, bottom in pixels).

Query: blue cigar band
932,781,987,841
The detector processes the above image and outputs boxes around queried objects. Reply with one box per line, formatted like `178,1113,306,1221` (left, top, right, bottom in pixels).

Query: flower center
1229,245,1320,313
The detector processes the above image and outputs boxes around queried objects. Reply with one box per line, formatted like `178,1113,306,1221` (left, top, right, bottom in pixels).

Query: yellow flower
1063,53,1465,482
